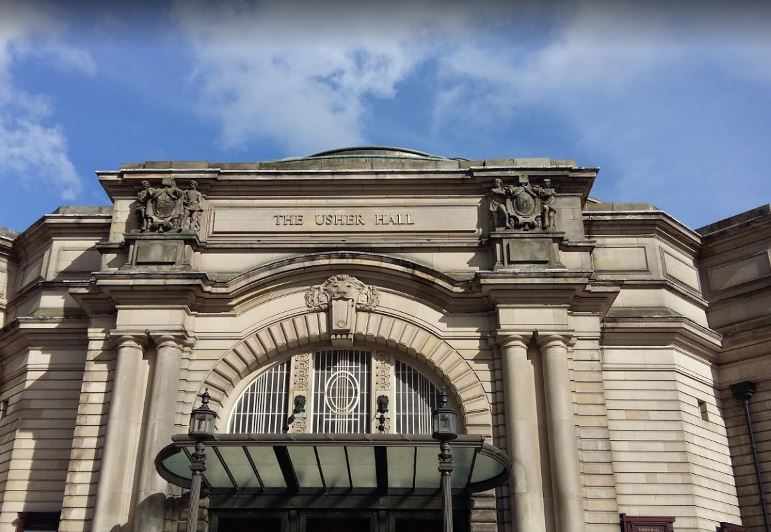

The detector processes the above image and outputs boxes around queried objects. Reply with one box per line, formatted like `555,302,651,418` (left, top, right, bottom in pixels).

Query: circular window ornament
324,370,360,415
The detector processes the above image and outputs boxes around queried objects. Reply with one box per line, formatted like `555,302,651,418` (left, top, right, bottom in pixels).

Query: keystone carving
489,175,557,232
134,178,205,233
305,274,379,346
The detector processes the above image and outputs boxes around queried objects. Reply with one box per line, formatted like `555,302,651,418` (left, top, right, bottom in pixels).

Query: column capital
110,332,145,350
495,331,533,349
146,330,197,350
535,332,576,349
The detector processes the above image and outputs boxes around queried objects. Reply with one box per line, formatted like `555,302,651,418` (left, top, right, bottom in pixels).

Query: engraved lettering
280,212,414,226
273,214,304,225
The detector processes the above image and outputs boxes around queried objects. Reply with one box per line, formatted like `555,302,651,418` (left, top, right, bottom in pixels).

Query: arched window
227,350,448,435
395,359,438,434
228,359,290,433
312,350,370,433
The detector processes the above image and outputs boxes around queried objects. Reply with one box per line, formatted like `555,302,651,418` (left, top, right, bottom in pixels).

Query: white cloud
0,1,95,200
173,1,492,154
431,1,771,224
0,116,79,200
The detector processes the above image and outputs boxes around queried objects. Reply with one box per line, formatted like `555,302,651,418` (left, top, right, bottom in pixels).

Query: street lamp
432,388,458,532
187,390,217,532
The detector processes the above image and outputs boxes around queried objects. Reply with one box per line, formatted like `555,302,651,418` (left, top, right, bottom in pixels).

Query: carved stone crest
134,178,205,234
489,176,557,232
305,274,379,346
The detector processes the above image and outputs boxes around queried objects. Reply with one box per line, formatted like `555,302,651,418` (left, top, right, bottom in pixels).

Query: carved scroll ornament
305,274,379,346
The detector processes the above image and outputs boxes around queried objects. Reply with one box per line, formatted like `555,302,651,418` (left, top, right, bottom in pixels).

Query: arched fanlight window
228,351,449,435
228,359,290,433
395,359,439,434
312,350,371,433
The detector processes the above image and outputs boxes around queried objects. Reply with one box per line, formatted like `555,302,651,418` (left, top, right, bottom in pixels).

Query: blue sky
1,0,770,231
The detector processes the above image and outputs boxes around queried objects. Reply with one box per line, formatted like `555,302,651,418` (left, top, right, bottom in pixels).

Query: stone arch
201,310,493,436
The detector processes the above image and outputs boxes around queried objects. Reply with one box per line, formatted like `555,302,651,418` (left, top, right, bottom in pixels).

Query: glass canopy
156,434,509,495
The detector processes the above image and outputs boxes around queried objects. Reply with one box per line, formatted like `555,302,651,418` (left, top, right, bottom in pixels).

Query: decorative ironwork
227,352,449,437
395,359,438,434
433,389,458,532
229,361,290,434
324,370,361,415
313,350,370,433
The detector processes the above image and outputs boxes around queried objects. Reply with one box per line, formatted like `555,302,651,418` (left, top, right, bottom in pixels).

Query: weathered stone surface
2,148,769,532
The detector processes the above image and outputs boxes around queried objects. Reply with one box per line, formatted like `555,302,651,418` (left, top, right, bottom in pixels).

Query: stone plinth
489,231,565,269
123,232,199,270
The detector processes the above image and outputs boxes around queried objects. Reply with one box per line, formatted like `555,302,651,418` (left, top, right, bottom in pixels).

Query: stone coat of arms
489,176,557,232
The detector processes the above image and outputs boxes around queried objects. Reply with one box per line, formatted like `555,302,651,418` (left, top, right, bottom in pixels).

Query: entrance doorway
211,510,458,532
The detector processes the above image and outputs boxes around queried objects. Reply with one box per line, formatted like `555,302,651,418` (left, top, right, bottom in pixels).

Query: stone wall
0,338,87,529
58,325,113,532
603,347,741,531
573,328,619,532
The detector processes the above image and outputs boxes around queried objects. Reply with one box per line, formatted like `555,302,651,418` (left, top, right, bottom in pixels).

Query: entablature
584,208,702,256
601,308,722,362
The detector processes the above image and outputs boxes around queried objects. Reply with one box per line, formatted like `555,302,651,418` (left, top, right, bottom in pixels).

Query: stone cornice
700,217,771,257
0,231,15,258
0,317,90,357
584,209,702,255
479,272,619,315
97,164,596,201
13,211,111,250
601,312,722,361
72,250,623,316
76,251,489,314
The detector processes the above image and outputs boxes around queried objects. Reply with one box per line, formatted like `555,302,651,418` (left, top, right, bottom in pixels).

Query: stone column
498,333,547,532
539,334,583,532
92,335,148,532
133,334,188,532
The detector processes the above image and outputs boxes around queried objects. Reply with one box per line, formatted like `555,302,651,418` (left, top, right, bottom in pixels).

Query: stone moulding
201,310,493,437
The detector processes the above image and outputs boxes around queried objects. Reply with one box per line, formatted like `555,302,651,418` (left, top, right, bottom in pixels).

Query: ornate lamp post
187,390,217,532
432,389,458,532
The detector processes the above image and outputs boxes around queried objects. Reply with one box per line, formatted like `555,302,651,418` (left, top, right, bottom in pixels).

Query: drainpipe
732,381,770,532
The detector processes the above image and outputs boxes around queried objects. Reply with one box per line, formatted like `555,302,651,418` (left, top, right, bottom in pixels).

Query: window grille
395,359,438,434
228,360,290,433
313,350,370,433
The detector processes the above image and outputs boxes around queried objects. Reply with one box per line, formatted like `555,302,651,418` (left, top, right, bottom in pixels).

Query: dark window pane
217,517,282,532
18,512,60,531
306,517,370,532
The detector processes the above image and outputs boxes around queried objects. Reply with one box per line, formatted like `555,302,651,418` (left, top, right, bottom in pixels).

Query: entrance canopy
156,433,509,495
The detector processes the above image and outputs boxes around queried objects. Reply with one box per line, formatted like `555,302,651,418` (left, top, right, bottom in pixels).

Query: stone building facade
0,147,769,532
